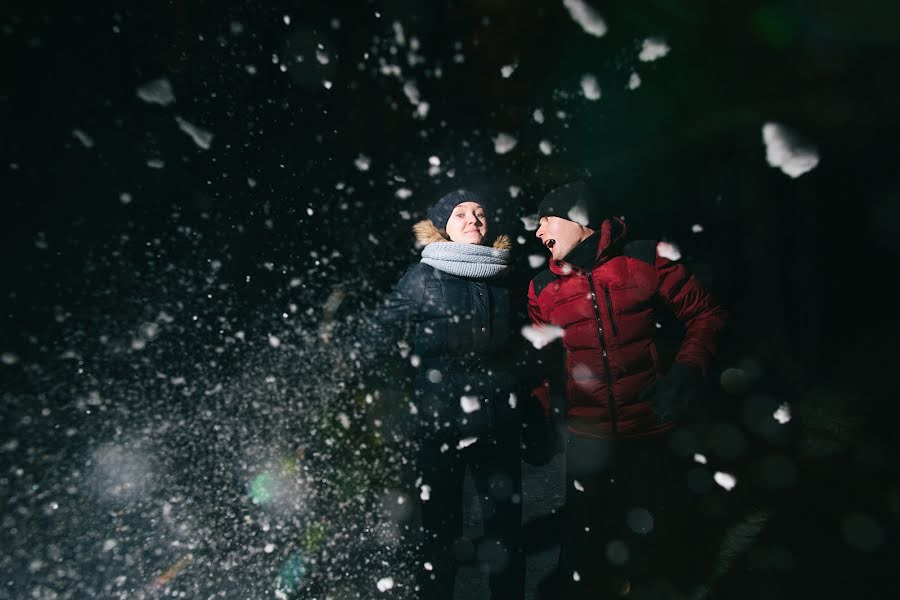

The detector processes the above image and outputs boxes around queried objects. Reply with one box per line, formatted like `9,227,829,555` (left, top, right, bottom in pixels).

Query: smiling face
535,216,594,261
444,201,488,244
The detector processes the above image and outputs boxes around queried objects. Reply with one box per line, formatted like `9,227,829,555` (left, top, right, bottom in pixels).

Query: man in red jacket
527,181,727,599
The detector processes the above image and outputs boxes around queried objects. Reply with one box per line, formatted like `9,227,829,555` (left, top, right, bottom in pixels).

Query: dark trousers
416,434,524,600
556,433,698,600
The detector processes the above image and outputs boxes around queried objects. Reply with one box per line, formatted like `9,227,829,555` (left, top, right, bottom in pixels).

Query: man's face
535,215,588,261
445,201,488,244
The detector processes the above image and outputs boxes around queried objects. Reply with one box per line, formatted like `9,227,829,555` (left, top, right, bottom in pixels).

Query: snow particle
175,116,213,150
135,77,176,106
419,484,431,501
573,571,581,582
580,74,601,100
72,129,94,148
656,241,681,261
376,577,394,592
691,223,704,233
520,324,564,349
639,38,670,62
533,109,545,124
773,403,792,424
500,63,517,78
627,72,641,90
762,122,819,178
567,203,589,226
456,437,478,450
714,471,737,491
493,132,518,155
539,140,554,155
520,214,539,232
460,395,481,414
268,334,281,348
528,254,547,269
508,393,518,409
693,453,708,464
2,352,20,365
354,154,371,171
562,0,608,37
573,480,584,492
395,188,413,199
428,155,441,167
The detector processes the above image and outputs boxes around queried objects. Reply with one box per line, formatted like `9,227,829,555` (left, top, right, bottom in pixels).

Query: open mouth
545,239,556,249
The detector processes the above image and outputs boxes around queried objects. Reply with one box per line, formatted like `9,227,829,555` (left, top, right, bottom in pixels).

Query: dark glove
639,362,703,420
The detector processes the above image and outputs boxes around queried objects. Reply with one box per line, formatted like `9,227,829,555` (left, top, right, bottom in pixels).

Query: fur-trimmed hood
413,219,512,250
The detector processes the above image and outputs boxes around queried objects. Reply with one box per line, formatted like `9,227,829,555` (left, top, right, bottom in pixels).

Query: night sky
3,1,900,598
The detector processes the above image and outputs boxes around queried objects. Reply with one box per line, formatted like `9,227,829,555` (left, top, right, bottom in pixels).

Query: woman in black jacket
364,189,524,600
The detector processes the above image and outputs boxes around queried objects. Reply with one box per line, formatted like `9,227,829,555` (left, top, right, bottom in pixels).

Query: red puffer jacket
528,218,726,439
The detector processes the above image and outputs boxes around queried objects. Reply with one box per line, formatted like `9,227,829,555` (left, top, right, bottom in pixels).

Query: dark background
2,0,900,598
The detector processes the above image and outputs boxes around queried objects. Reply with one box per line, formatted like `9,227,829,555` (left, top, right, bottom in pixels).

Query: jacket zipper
586,273,617,435
603,286,618,337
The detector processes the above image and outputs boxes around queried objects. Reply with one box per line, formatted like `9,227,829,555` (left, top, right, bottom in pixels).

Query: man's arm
655,252,727,375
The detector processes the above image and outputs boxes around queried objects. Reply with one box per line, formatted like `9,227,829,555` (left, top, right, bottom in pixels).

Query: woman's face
445,202,488,244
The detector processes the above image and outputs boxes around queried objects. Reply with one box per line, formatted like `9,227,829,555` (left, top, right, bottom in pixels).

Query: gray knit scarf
420,242,511,279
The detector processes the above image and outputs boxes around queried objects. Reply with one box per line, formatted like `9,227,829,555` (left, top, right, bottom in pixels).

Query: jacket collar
549,217,627,275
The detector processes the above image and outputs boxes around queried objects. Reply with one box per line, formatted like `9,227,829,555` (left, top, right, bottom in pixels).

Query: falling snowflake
493,133,518,154
460,396,481,414
580,74,601,100
136,78,175,106
714,471,737,491
520,214,539,231
456,437,478,450
562,0,608,37
376,577,394,592
528,255,547,268
773,403,792,424
521,324,564,349
762,122,819,178
627,72,641,90
175,116,213,150
656,241,681,261
639,38,670,62
72,129,94,148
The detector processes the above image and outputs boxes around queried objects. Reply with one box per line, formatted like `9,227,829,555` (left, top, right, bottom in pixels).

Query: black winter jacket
362,222,521,441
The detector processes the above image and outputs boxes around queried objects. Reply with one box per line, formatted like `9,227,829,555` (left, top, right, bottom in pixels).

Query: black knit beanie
427,189,484,229
537,181,602,227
